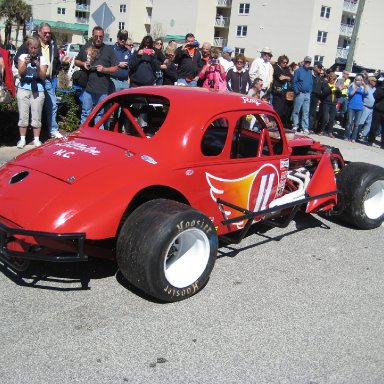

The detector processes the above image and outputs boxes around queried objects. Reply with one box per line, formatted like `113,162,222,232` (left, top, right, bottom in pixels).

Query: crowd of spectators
0,26,383,149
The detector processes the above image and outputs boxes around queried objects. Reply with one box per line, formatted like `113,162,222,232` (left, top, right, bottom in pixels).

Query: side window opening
88,95,170,138
231,113,283,158
201,117,229,156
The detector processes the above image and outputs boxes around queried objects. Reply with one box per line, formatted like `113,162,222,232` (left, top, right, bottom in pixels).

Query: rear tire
117,199,218,302
337,162,384,229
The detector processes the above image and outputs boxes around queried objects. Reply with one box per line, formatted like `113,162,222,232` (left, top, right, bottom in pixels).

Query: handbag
0,83,12,103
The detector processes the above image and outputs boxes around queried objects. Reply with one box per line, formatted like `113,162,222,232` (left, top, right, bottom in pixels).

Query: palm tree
0,0,32,46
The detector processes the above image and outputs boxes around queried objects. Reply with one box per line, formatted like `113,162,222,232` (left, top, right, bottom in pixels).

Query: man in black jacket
367,82,384,149
308,62,326,133
174,33,203,86
14,23,63,138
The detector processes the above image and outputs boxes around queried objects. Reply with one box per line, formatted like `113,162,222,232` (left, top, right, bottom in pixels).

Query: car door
191,110,290,235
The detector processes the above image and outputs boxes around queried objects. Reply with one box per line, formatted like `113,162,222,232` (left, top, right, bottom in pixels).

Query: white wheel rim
164,228,210,288
364,180,384,220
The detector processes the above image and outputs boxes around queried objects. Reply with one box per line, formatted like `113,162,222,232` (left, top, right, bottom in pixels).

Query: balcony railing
214,37,227,47
146,0,153,7
336,47,349,59
339,23,354,37
75,4,90,12
215,16,230,27
343,0,358,13
217,0,232,7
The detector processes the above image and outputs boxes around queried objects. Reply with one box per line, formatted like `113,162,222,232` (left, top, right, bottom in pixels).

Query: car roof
108,86,274,116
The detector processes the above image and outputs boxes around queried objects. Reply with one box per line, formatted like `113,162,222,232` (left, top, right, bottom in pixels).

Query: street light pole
345,0,365,72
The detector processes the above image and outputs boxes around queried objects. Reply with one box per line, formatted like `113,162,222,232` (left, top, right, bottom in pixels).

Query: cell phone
89,65,97,70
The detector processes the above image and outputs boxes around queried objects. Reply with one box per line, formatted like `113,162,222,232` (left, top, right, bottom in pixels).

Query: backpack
203,65,227,90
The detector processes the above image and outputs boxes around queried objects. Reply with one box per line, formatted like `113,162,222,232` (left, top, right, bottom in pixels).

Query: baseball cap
314,61,323,68
223,46,234,53
304,56,312,63
117,29,128,40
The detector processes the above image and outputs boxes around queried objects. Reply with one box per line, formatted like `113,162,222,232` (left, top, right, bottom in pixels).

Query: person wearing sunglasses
111,30,132,91
14,22,63,139
75,26,119,125
226,54,252,94
271,54,293,127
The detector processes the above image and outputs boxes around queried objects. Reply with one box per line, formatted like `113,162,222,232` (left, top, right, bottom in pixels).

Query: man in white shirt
249,47,274,97
218,46,234,73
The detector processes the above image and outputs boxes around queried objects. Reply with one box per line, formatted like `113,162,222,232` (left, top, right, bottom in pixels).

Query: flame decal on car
206,164,280,229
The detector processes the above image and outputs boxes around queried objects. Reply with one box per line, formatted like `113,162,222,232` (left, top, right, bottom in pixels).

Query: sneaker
17,140,26,149
303,130,309,135
291,126,298,132
34,140,42,147
328,133,335,138
51,131,63,139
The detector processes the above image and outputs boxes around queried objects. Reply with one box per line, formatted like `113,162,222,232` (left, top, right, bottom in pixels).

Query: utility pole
345,0,365,72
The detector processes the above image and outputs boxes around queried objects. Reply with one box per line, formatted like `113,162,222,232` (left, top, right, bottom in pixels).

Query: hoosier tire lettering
117,199,218,302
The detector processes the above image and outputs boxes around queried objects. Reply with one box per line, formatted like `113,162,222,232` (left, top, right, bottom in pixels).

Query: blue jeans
346,108,363,140
44,79,59,133
321,102,337,134
177,78,197,87
292,92,310,130
338,96,348,114
111,78,129,92
358,106,373,138
81,90,107,126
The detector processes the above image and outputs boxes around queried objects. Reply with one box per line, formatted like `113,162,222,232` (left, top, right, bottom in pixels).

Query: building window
239,3,250,14
314,55,324,64
237,25,248,37
119,22,125,30
234,47,245,55
317,30,328,43
57,7,65,14
120,4,126,13
320,6,331,19
346,16,355,26
75,10,86,19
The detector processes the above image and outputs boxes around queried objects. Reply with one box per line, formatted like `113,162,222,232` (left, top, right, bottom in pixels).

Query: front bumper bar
0,221,87,264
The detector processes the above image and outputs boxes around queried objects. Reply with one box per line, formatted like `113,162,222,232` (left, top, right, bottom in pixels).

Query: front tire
337,162,384,229
117,199,218,302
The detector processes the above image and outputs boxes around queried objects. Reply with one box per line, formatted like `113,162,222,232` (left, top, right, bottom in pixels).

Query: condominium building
4,0,382,69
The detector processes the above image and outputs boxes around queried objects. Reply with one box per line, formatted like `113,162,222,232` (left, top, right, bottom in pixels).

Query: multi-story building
2,0,382,69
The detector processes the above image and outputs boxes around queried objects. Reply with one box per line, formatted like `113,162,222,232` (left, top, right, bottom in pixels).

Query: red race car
0,87,383,301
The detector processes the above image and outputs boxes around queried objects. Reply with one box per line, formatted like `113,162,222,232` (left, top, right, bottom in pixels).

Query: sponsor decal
241,96,262,105
54,142,101,156
206,164,280,229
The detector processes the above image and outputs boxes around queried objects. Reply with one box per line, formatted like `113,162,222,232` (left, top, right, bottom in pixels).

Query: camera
188,41,199,48
210,58,217,65
28,55,38,67
143,48,153,55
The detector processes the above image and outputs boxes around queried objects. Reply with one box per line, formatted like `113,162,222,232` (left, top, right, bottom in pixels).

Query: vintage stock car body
0,86,383,301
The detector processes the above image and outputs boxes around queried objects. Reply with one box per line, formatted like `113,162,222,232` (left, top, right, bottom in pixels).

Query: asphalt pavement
0,127,383,384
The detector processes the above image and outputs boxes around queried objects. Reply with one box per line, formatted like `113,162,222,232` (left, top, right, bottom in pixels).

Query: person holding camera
14,23,62,139
198,47,226,90
16,36,48,148
129,35,160,87
75,26,119,125
345,74,368,142
174,33,203,87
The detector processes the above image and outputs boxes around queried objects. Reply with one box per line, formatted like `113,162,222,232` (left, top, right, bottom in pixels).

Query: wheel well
117,186,190,234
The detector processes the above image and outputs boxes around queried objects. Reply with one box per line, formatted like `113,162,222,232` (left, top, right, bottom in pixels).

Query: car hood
0,135,157,230
7,136,134,182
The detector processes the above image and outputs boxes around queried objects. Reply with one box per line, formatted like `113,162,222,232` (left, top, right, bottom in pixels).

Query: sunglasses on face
94,35,104,40
126,44,133,47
